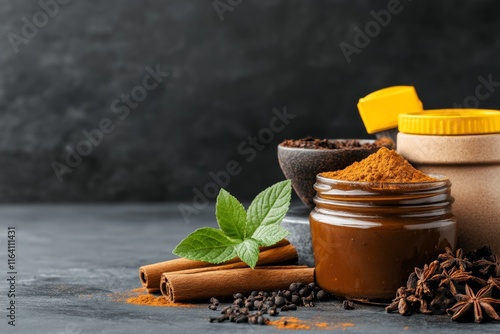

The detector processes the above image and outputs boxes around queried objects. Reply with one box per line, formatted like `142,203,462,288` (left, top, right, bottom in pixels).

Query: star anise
475,255,500,278
385,287,416,315
446,284,500,323
466,245,492,263
406,271,417,289
415,260,439,297
439,247,472,271
431,267,486,295
429,288,455,315
488,276,500,291
418,297,434,314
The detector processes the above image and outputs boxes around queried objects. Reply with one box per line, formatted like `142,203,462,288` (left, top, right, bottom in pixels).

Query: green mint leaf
235,238,260,269
215,189,246,241
173,180,293,268
245,180,292,238
251,224,289,247
172,227,238,264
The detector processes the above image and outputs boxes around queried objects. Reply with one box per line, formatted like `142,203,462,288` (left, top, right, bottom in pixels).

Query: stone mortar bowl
277,139,393,208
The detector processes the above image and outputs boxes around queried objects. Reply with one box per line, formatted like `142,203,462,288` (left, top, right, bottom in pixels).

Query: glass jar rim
315,174,450,192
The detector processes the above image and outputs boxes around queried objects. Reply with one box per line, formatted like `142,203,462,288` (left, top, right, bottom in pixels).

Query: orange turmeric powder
321,147,437,183
268,317,355,330
268,317,311,330
110,288,197,308
126,294,196,307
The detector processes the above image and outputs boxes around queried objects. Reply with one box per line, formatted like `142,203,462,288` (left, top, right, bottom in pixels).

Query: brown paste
310,211,456,300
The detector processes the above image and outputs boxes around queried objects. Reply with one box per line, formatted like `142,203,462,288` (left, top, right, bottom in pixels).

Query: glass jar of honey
310,175,456,301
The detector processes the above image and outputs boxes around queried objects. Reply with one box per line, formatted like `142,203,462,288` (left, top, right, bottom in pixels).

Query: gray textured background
1,0,499,202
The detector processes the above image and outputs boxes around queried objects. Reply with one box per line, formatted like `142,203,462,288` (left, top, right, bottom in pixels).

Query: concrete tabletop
0,204,498,334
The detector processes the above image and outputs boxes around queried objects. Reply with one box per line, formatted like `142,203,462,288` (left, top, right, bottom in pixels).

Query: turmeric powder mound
321,147,437,183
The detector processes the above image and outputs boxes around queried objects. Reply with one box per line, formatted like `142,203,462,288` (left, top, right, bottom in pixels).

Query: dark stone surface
1,1,500,202
0,204,499,333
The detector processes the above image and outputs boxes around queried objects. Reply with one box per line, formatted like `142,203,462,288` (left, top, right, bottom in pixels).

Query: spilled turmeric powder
109,287,197,308
268,317,355,330
269,317,311,330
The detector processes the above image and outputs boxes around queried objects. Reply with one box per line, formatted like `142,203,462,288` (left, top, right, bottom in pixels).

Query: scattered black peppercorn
298,287,309,297
275,296,286,308
207,282,332,325
343,300,355,310
233,293,244,300
291,294,301,305
235,314,248,323
268,308,279,316
253,300,262,309
289,282,302,292
316,290,328,301
234,298,244,308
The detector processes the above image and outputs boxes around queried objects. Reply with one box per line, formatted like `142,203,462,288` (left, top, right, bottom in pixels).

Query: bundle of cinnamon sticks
138,239,315,303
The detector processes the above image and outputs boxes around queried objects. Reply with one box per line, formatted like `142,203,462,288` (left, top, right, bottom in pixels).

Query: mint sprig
173,180,292,268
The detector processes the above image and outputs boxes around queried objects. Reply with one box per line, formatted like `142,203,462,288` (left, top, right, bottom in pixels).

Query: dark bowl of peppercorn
277,137,394,208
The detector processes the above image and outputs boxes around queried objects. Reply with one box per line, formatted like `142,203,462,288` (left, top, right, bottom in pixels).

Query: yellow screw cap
398,109,500,135
357,86,423,134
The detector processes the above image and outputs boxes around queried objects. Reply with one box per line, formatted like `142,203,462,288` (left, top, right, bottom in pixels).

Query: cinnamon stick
157,246,298,276
161,266,315,302
139,239,295,291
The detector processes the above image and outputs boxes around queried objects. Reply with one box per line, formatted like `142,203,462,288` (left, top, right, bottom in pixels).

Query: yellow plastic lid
357,86,423,134
398,109,500,135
